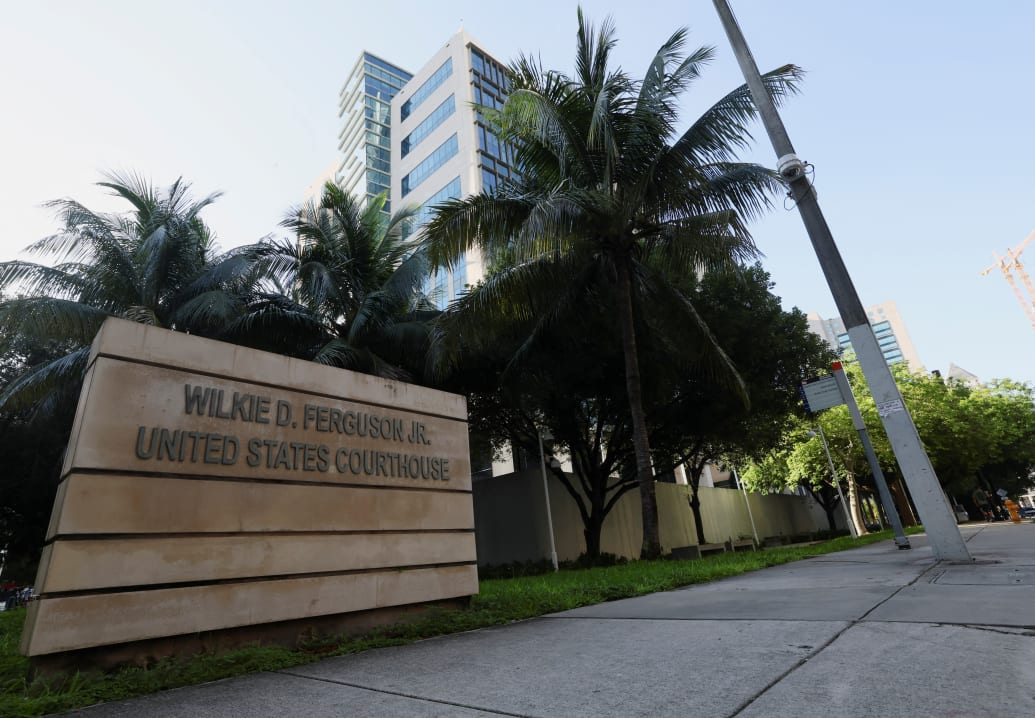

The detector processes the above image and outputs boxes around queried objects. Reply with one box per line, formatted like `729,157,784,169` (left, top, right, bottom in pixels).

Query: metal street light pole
712,0,971,560
809,426,858,538
537,427,559,571
731,466,760,547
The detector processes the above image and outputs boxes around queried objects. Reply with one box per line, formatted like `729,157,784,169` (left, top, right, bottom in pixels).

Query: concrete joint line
963,524,988,543
950,623,1035,638
276,669,535,717
727,556,943,718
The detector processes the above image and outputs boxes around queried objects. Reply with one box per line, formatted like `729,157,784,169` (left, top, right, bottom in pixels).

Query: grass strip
0,528,919,716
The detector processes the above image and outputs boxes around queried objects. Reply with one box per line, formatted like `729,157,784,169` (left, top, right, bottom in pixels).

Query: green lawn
0,529,917,717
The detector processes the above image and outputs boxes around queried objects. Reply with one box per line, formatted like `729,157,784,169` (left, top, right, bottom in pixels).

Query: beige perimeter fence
473,469,843,565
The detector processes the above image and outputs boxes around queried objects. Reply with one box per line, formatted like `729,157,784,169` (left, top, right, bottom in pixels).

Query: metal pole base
895,538,912,550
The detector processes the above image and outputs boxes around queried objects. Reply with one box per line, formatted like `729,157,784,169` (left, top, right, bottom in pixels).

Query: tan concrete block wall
23,319,477,658
25,565,478,656
49,474,475,536
473,470,833,564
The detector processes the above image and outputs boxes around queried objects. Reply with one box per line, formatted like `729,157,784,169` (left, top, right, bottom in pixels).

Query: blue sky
3,1,1034,384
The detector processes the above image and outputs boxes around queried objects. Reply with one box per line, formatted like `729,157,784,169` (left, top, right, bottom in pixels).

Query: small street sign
800,373,845,414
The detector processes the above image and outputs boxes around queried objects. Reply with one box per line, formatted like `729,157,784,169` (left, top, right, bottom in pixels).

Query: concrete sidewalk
64,523,1035,717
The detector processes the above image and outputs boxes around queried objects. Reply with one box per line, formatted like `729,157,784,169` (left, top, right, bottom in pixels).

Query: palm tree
423,10,800,558
0,173,229,414
222,183,435,381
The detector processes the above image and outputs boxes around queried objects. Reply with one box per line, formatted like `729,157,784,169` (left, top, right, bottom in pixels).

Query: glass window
452,255,467,299
405,177,463,239
471,48,485,75
367,146,390,163
486,132,500,159
364,54,412,82
401,58,453,121
433,271,449,309
401,95,456,157
401,134,459,196
481,168,497,193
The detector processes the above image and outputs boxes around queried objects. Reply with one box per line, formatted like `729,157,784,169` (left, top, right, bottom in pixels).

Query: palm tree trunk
615,260,661,559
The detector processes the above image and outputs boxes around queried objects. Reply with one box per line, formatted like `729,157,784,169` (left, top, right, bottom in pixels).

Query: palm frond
634,265,749,406
0,345,90,413
672,64,804,165
0,297,110,348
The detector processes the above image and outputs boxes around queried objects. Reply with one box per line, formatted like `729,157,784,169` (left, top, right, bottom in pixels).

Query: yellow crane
981,230,1035,330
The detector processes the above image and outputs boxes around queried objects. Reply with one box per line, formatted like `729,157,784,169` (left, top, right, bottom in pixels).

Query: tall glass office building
391,31,515,309
807,301,923,370
337,52,412,213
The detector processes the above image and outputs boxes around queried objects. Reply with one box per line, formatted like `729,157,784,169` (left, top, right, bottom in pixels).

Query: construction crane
981,230,1035,330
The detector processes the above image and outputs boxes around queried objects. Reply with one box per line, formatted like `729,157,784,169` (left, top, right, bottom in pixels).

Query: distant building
807,301,923,371
945,363,980,387
336,52,412,212
302,161,338,204
390,30,515,309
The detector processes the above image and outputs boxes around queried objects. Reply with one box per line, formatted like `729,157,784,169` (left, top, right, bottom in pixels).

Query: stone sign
21,319,477,662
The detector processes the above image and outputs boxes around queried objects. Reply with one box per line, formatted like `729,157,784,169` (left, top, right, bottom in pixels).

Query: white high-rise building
336,52,413,212
807,300,923,371
390,30,515,308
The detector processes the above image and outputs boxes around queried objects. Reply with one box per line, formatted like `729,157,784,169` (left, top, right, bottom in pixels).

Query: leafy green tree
439,264,828,556
744,360,1035,530
424,10,800,557
220,185,436,381
0,173,230,412
647,265,834,543
741,419,865,534
0,322,80,580
968,379,1035,498
436,286,639,559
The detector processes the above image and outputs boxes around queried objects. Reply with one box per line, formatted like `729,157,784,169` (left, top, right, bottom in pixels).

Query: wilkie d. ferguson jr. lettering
130,383,450,480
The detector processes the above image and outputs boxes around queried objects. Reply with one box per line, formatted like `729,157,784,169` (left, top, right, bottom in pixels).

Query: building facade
390,30,514,309
807,300,923,371
336,52,412,212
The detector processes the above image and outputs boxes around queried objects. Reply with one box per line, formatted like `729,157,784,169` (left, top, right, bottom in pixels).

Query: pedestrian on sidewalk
972,487,993,521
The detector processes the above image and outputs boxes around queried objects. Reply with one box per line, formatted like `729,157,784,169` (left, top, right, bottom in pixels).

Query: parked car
1019,506,1035,519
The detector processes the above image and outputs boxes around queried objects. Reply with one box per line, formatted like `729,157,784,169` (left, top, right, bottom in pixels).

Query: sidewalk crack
726,556,944,717
276,669,536,717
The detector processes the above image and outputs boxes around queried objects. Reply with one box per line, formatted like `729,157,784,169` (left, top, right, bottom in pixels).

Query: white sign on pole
800,373,845,413
876,399,905,417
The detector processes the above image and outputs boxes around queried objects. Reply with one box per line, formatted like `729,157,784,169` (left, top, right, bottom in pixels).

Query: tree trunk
823,506,838,533
846,472,869,536
889,476,917,527
583,490,606,559
688,489,706,545
583,516,602,559
615,260,661,559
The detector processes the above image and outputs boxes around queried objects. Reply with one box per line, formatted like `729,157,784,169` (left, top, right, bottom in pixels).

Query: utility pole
712,0,971,561
831,364,910,548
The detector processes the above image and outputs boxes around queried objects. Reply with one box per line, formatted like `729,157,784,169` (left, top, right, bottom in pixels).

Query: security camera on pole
713,0,971,561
